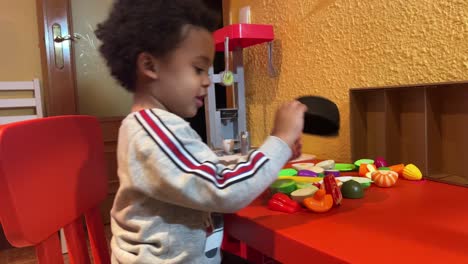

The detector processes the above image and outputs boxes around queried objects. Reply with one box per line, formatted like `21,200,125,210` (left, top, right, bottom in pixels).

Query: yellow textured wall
228,0,468,162
0,1,42,81
0,1,43,116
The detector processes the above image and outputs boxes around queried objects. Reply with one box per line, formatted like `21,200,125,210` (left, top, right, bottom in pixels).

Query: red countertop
225,177,468,263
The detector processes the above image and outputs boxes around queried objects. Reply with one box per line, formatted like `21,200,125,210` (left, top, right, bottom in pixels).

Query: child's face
152,26,215,118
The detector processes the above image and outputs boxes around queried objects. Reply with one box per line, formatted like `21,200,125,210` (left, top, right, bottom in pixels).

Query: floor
0,226,265,264
0,225,112,264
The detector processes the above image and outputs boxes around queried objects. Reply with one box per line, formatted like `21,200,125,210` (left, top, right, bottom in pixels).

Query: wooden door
36,0,123,225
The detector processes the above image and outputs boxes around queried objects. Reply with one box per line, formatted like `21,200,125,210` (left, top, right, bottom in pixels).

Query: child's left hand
289,138,302,161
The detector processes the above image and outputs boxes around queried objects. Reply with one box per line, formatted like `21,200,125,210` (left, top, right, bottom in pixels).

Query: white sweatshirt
110,108,291,264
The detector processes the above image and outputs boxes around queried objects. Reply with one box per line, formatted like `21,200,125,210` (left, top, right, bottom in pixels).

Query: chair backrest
0,78,43,124
0,116,110,264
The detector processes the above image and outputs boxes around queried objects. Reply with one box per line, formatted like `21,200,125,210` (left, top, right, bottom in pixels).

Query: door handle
52,23,80,69
54,34,81,43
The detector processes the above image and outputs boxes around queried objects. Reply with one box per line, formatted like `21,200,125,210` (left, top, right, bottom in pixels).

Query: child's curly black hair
95,0,219,92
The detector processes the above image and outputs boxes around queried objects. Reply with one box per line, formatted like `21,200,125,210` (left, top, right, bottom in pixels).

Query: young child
96,0,306,263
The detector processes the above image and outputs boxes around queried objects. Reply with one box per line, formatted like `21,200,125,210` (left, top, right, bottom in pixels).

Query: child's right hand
271,100,307,148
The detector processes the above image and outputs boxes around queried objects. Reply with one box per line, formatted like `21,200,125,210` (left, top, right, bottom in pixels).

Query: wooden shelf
350,82,468,187
213,24,274,51
350,90,386,159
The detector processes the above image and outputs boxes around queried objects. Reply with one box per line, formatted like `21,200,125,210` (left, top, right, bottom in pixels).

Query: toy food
338,176,372,189
310,166,325,174
314,189,326,199
292,162,315,171
296,182,313,189
316,160,335,170
312,182,322,189
374,157,388,168
335,176,352,181
277,176,322,183
359,164,377,178
297,170,318,177
349,177,372,188
323,175,342,206
354,158,374,167
341,180,364,199
270,179,297,194
324,169,340,177
318,178,343,188
303,189,333,213
371,170,398,187
268,193,301,213
334,163,356,171
403,164,422,180
278,168,297,176
389,164,405,177
291,186,319,203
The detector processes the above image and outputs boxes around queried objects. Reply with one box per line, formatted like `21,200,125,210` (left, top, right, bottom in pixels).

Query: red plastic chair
0,116,110,264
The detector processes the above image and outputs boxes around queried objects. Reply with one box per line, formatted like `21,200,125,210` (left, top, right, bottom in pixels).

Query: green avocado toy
341,180,364,199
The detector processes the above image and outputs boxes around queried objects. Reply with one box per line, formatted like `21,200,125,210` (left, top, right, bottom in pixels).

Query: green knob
222,71,234,86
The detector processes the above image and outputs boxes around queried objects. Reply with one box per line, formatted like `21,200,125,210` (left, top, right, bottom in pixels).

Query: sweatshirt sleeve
125,109,292,213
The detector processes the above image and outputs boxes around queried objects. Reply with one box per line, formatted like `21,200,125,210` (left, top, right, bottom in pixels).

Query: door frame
36,0,77,116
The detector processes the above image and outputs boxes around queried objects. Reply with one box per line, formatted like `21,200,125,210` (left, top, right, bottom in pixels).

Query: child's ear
136,52,159,79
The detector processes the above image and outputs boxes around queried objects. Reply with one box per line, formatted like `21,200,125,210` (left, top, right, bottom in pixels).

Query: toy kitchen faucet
205,24,275,154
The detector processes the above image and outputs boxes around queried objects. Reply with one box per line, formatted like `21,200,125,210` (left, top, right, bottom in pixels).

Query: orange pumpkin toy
371,170,399,187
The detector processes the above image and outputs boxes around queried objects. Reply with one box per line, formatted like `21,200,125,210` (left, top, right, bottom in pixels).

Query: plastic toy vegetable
297,170,318,177
303,189,333,213
403,164,422,180
323,175,342,206
316,160,335,170
354,158,374,167
291,186,318,203
341,180,364,199
310,166,325,174
277,176,322,183
270,179,297,194
324,170,340,177
292,162,315,171
278,168,298,176
296,182,314,189
374,157,388,168
348,177,372,188
267,193,301,213
371,170,398,187
359,164,377,178
334,163,356,171
389,164,405,177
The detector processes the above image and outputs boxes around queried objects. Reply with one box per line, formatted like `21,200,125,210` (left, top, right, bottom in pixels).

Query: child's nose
202,74,211,88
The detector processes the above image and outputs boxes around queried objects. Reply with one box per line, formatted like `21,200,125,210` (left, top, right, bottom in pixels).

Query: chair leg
240,242,247,259
60,228,68,254
36,233,64,264
63,217,91,264
85,207,111,264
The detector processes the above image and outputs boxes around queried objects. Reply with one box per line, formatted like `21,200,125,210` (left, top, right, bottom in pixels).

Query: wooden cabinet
98,117,122,224
350,82,468,187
